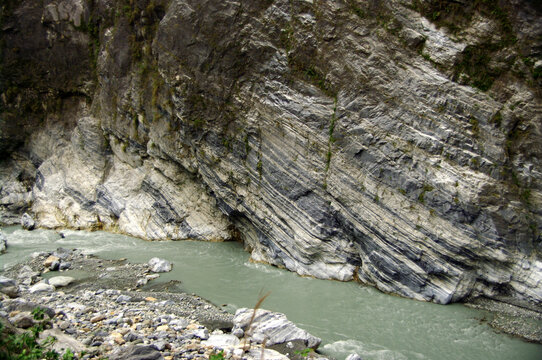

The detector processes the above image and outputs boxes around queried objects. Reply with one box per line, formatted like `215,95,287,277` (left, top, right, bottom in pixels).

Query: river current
1,226,541,360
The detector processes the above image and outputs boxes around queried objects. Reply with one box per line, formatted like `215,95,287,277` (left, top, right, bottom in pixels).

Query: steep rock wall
1,0,542,307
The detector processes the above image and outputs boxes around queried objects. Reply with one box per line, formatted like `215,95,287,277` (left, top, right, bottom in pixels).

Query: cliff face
1,0,542,307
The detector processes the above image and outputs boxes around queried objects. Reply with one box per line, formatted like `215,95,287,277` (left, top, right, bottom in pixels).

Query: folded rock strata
0,0,541,309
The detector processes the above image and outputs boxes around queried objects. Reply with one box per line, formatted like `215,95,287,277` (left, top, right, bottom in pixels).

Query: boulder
29,282,55,293
44,255,61,269
59,261,72,270
346,354,362,360
41,329,86,354
48,276,74,287
233,308,321,351
9,312,35,329
21,213,36,230
17,265,40,285
148,258,172,273
0,231,7,253
0,275,16,289
191,328,209,340
3,301,55,319
202,334,240,349
1,286,19,298
49,260,60,271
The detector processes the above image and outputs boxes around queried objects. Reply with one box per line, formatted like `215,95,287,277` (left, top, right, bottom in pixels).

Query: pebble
116,295,132,303
44,255,60,268
91,314,106,323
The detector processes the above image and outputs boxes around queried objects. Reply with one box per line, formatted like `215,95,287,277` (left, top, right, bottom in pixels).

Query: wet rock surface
20,213,36,231
0,231,7,254
233,308,322,353
1,250,329,359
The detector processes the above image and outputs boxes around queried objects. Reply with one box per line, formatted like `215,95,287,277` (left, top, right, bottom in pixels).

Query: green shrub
0,308,74,360
209,351,224,360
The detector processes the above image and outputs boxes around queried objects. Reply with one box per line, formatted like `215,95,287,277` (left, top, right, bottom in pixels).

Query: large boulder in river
0,231,7,253
148,258,172,273
233,308,321,352
21,213,36,230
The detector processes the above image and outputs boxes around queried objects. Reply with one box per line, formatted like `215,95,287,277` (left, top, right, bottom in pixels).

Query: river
1,226,541,360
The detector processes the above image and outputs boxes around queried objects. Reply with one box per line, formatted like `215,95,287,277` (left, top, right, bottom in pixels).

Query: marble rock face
233,308,321,349
1,0,541,308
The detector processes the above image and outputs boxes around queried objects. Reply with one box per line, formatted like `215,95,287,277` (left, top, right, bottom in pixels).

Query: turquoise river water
1,226,541,360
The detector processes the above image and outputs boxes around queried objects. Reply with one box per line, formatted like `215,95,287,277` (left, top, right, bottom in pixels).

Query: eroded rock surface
1,0,541,308
233,308,322,351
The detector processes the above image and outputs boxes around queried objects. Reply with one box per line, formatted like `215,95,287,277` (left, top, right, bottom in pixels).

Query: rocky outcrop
233,308,322,351
21,213,36,230
148,257,172,273
0,231,7,254
1,0,541,308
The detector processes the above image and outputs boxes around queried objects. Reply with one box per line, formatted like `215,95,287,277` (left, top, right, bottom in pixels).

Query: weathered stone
148,258,172,273
29,282,55,293
345,354,362,360
116,295,132,303
49,260,60,271
232,327,244,338
0,275,16,289
1,286,19,298
111,332,126,345
21,213,36,230
17,265,40,285
169,318,189,330
124,332,141,342
41,329,86,354
151,341,167,351
59,261,72,270
9,312,35,329
202,334,240,349
0,231,7,253
233,308,321,349
190,328,209,340
48,276,75,288
44,255,60,269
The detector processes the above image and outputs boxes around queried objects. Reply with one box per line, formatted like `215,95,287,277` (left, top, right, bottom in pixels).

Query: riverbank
0,248,329,360
465,297,542,344
2,227,542,360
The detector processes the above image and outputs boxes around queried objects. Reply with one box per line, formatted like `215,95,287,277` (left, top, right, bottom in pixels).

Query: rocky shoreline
464,297,542,344
0,248,331,360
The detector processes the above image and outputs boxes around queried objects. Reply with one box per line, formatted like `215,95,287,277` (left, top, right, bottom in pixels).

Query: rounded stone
29,283,55,293
48,276,75,287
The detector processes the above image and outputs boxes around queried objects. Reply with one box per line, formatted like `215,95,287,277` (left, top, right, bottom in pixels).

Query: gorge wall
1,0,542,308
